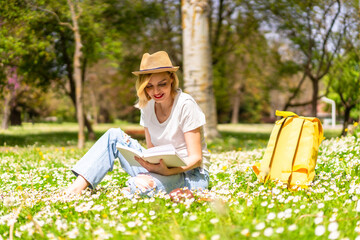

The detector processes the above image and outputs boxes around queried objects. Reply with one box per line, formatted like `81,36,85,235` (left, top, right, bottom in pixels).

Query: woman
66,51,210,196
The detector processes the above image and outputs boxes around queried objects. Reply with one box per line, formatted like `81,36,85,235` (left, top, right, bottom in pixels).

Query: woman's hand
135,127,203,176
134,156,170,176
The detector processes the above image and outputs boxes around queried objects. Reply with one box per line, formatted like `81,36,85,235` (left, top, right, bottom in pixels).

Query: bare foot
121,187,132,198
65,175,90,195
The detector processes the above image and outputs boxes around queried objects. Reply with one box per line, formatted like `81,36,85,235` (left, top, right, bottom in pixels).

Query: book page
116,144,143,167
144,144,176,156
116,143,186,167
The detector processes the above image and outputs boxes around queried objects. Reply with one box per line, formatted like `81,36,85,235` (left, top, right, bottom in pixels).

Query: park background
1,1,360,240
1,0,359,142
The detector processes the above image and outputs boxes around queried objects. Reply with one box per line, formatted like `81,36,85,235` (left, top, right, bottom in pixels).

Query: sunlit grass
1,123,359,240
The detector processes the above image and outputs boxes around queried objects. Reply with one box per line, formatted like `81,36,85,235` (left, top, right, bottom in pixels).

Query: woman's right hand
134,156,171,176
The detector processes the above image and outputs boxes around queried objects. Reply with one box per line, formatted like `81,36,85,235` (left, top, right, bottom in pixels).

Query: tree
327,53,360,136
68,0,85,148
207,0,284,123
28,0,86,148
182,0,219,139
23,0,124,145
326,0,360,136
2,68,20,129
0,1,54,129
256,0,347,117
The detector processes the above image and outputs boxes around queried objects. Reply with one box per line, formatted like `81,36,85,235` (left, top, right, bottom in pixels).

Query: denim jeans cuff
71,168,96,190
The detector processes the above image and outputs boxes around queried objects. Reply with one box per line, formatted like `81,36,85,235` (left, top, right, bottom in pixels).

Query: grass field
1,122,359,240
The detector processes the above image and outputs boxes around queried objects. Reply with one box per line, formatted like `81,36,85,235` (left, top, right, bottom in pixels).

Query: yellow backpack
252,110,324,189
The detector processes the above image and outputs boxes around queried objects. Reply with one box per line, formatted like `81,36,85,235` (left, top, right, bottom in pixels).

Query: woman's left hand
134,156,170,175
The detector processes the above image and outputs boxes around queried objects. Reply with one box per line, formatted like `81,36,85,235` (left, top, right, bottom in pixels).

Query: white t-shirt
140,89,210,172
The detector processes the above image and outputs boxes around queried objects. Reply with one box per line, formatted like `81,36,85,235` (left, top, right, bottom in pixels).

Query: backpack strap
253,117,287,182
278,118,305,185
299,117,324,145
267,117,304,183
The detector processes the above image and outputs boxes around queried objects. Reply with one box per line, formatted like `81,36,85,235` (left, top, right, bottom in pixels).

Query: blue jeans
71,128,209,195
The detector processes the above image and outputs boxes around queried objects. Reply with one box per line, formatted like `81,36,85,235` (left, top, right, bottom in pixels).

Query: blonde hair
135,72,179,109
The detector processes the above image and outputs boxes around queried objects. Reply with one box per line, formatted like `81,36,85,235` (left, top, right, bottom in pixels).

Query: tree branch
338,91,349,108
318,16,347,80
213,0,224,51
303,7,313,65
161,0,173,35
315,1,336,40
76,0,83,18
212,3,238,64
285,93,327,108
283,72,307,110
316,0,341,77
26,0,74,31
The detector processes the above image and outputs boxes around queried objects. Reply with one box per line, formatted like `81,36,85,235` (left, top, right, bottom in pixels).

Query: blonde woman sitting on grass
66,51,210,197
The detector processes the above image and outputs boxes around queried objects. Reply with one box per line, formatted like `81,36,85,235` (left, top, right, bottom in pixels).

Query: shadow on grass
0,125,341,148
1,131,83,147
0,126,150,146
0,130,147,147
208,131,271,152
208,129,341,153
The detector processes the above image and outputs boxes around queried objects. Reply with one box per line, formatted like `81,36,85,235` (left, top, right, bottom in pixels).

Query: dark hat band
139,66,175,72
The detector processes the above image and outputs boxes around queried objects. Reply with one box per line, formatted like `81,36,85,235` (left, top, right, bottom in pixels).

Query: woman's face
145,72,173,104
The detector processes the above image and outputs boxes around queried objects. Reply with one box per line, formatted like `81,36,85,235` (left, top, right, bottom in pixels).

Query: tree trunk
90,89,98,125
60,28,95,141
231,85,241,124
311,78,319,117
68,88,96,141
182,0,219,139
84,116,96,140
68,0,85,148
10,107,22,126
341,106,351,136
2,91,12,129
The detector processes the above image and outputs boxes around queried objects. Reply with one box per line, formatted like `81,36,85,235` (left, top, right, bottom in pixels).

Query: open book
116,143,187,168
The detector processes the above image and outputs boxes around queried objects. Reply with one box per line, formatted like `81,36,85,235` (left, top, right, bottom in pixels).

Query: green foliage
0,0,357,126
327,53,360,108
326,52,360,134
211,3,283,123
213,62,232,123
0,0,54,85
254,0,347,115
102,0,162,38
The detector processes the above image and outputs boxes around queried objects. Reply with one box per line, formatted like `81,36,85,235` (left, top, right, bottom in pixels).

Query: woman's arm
144,127,154,148
135,127,203,176
165,127,202,174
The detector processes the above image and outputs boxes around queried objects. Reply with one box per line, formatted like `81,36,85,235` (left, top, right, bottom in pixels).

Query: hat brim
132,66,179,76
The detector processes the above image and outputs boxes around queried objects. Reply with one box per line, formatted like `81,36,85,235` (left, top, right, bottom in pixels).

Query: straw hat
132,51,179,76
